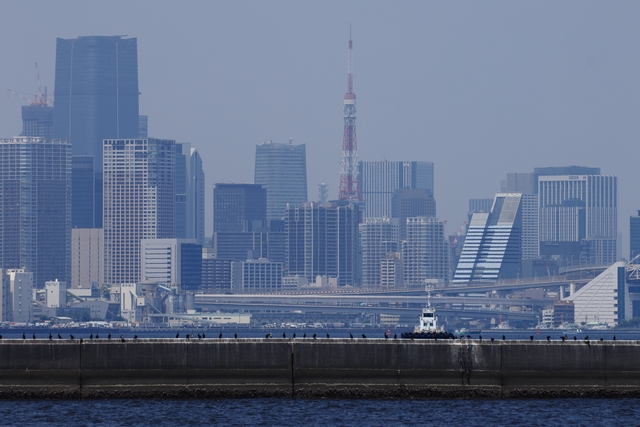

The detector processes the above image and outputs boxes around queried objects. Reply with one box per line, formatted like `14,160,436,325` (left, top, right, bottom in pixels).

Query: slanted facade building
453,193,523,284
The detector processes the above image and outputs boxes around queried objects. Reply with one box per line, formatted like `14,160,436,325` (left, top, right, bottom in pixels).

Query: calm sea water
0,398,636,426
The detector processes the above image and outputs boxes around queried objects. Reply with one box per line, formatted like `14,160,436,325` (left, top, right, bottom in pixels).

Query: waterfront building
120,283,143,323
453,193,522,284
103,138,175,284
140,239,202,291
54,36,140,228
631,211,640,260
201,249,232,293
6,269,33,323
285,201,360,287
564,262,625,326
213,183,266,233
359,160,434,219
0,137,71,288
71,228,104,289
45,279,67,308
402,217,449,287
360,218,399,288
254,141,307,220
538,174,617,264
231,258,283,293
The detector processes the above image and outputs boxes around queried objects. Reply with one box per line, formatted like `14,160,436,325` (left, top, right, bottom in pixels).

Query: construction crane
7,62,52,107
450,221,468,247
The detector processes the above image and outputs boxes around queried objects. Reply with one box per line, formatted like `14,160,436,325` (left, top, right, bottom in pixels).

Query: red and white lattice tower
338,29,361,201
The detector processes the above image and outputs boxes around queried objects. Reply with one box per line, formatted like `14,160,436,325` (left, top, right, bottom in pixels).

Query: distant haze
1,1,638,255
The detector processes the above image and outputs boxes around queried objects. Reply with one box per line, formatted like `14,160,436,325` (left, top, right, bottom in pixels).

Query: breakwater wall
1,338,640,399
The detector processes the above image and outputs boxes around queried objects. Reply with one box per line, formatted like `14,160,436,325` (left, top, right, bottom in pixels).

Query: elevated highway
194,302,537,322
195,295,539,322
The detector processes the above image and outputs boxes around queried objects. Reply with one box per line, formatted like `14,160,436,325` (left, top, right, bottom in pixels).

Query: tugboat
401,286,455,339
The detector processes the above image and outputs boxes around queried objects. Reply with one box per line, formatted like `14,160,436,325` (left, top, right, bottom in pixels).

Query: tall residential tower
0,137,71,288
103,138,175,284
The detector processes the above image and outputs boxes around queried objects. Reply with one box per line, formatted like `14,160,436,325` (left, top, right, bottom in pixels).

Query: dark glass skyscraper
53,36,140,227
213,184,267,233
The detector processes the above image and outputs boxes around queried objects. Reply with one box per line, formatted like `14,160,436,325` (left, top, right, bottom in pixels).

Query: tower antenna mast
338,25,361,201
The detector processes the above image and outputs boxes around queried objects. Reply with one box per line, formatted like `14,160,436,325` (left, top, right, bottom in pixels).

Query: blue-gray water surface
0,398,636,426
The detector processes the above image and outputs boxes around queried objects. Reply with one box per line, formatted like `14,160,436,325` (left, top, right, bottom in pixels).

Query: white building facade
103,138,175,285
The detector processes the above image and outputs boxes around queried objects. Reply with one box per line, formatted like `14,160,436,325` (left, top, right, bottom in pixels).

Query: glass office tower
54,36,140,227
359,160,434,219
254,141,308,221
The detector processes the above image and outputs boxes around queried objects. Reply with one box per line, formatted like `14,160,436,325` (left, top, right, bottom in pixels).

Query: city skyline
1,2,639,257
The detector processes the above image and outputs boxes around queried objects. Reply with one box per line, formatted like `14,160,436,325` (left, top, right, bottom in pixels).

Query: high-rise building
521,194,539,260
21,105,53,138
71,156,95,228
538,174,617,264
391,188,436,241
359,160,434,219
631,211,640,261
175,143,205,245
213,184,266,233
0,271,10,321
285,201,360,287
54,36,140,228
201,248,232,293
103,138,175,284
360,218,399,288
71,228,104,288
213,222,285,263
6,269,33,323
140,239,201,291
505,173,536,194
254,141,307,220
402,217,449,287
469,198,494,214
454,193,523,284
138,115,148,138
231,258,283,293
191,148,205,246
502,171,539,261
0,137,71,288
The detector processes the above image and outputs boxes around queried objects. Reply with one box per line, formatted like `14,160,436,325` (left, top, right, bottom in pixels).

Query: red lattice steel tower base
339,30,361,202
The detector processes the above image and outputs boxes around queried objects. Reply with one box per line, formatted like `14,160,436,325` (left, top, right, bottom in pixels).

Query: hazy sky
1,1,639,255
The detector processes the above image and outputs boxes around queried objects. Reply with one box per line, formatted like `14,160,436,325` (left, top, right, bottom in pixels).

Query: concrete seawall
1,339,640,399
